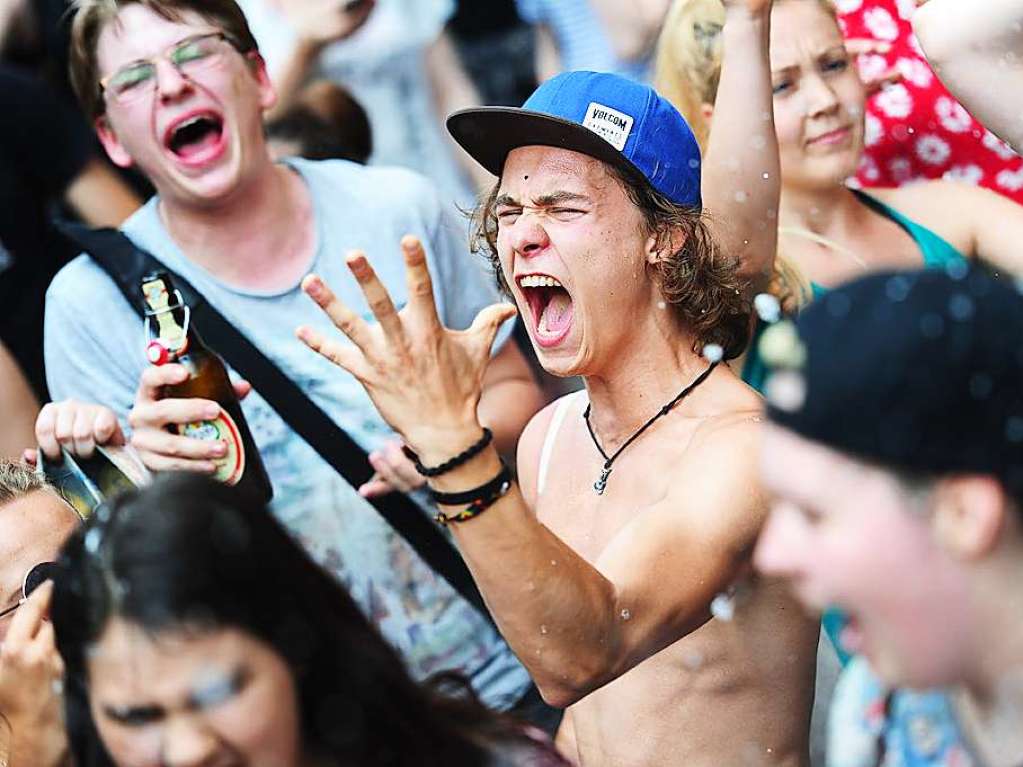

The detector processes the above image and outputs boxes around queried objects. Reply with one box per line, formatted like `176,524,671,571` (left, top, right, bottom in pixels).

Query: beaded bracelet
402,428,493,478
432,464,513,527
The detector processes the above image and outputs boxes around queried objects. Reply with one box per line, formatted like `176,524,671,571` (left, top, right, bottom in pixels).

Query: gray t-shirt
44,157,529,710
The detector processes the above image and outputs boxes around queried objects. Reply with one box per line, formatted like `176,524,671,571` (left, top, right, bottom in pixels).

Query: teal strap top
742,191,967,666
742,189,968,394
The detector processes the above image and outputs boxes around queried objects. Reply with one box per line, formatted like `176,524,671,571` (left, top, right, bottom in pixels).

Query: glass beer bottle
141,271,273,505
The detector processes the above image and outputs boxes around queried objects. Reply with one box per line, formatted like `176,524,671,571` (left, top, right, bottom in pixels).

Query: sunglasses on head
0,562,59,619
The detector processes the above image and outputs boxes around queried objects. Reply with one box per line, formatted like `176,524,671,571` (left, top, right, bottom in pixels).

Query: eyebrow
495,191,592,208
100,664,249,721
771,45,848,75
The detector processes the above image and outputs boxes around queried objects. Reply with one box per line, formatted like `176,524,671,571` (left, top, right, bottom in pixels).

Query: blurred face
93,5,276,207
88,619,304,767
495,146,659,377
768,1,866,191
754,424,973,688
0,491,78,641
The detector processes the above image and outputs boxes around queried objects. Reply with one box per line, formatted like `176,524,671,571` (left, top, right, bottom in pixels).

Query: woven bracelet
402,428,493,478
432,464,513,527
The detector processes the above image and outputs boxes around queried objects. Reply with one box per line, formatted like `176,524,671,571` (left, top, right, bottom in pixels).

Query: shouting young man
44,0,545,717
296,2,820,764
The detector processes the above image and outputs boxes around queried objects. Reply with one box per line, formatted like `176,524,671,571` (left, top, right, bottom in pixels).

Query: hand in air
27,399,126,464
296,236,516,460
128,365,251,475
277,0,376,46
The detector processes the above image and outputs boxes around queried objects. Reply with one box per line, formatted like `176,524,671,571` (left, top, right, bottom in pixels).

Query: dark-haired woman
51,473,569,767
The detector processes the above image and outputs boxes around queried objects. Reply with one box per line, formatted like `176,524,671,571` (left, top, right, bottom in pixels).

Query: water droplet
946,260,969,280
84,527,103,554
657,300,667,310
734,190,749,204
710,592,735,622
766,371,807,413
751,135,767,150
885,275,912,302
540,624,548,635
948,293,975,321
703,343,724,363
761,172,770,180
550,559,558,566
754,293,781,323
683,651,704,670
688,158,700,170
758,321,806,368
620,609,631,621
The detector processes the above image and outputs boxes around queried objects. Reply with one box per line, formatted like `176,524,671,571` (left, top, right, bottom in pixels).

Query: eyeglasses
99,32,237,103
0,562,59,620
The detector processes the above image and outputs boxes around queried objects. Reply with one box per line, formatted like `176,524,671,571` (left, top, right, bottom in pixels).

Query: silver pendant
594,467,612,495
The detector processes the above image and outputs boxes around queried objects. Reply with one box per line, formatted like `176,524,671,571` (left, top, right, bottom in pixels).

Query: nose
160,715,220,767
154,57,192,101
802,73,840,119
507,211,550,261
752,502,807,578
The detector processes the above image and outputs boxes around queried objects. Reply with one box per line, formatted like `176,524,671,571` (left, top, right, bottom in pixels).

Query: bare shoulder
870,181,999,249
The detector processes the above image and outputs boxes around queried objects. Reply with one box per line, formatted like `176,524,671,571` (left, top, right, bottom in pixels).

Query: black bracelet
432,464,513,527
402,428,493,478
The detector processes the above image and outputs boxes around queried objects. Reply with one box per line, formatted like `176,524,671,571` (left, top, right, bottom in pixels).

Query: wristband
402,428,493,478
432,464,513,527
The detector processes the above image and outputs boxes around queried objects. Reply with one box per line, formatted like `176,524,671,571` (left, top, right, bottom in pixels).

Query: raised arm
913,0,1023,154
589,0,673,63
297,238,764,708
701,0,779,291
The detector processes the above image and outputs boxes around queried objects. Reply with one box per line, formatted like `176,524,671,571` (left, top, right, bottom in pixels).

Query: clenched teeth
518,275,563,289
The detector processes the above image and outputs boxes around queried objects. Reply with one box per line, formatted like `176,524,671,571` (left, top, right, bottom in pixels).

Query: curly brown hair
68,0,260,121
470,162,752,360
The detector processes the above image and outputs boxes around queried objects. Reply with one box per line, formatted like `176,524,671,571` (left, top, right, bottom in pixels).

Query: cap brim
447,106,643,183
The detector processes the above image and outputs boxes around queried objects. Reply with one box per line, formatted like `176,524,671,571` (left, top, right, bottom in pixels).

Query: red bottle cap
146,340,170,366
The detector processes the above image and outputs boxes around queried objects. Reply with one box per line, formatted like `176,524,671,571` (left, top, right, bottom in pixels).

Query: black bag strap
57,222,494,624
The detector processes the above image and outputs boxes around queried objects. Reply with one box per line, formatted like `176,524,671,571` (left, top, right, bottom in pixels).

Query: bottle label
178,408,246,486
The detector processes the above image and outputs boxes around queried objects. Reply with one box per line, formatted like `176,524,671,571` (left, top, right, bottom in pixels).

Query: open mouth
165,112,226,163
517,274,574,348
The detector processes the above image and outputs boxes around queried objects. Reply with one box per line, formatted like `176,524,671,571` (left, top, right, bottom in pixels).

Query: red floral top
836,0,1023,203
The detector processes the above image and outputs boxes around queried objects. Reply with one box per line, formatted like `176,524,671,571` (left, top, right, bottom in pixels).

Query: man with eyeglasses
43,0,546,723
0,460,79,767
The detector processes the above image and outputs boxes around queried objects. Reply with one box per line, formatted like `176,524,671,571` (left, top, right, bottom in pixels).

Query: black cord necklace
583,362,719,495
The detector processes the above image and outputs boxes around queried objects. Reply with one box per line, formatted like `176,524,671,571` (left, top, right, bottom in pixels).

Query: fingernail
204,404,220,419
211,442,228,457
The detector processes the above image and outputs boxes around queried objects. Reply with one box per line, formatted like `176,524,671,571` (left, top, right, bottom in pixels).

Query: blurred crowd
1,0,1023,765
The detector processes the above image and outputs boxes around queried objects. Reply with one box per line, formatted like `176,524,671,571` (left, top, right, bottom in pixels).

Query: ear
247,52,278,113
94,115,134,169
645,226,686,266
931,475,1006,560
700,101,714,124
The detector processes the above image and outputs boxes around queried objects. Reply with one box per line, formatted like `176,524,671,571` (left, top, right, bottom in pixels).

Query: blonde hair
0,459,56,507
653,0,830,313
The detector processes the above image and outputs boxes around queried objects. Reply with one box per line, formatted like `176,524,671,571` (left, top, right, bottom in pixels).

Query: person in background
449,0,536,107
0,340,38,460
516,0,671,83
238,0,491,206
913,0,1023,158
266,79,373,164
46,0,545,724
834,0,1023,202
0,459,81,767
755,266,1023,767
0,65,140,398
52,473,569,767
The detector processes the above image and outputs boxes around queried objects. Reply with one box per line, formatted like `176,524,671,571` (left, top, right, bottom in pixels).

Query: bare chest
533,421,698,563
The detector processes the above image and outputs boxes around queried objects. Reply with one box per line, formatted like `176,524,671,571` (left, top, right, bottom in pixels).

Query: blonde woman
655,0,1023,390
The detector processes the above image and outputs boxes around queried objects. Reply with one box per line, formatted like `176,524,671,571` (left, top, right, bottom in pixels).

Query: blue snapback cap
447,71,702,209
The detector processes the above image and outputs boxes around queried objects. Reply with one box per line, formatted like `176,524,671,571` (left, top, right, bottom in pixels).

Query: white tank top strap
536,390,586,497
